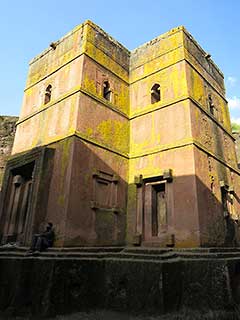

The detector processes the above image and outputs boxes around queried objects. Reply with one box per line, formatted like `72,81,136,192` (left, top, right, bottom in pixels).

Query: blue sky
1,0,240,124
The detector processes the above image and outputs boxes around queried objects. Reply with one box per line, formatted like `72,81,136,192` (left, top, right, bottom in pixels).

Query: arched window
103,81,111,101
151,84,161,104
208,94,214,115
44,85,52,104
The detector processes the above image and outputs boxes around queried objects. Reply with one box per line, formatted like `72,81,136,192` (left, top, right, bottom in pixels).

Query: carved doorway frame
134,170,173,246
0,147,54,245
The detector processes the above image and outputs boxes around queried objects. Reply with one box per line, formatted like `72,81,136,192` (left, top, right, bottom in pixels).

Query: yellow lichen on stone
86,127,93,136
8,21,240,249
85,42,129,83
96,119,129,154
188,68,205,104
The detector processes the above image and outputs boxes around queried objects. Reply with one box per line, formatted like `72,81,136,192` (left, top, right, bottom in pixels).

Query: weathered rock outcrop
0,116,18,189
0,247,240,319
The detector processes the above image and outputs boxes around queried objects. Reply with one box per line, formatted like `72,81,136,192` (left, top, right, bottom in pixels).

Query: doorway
3,162,34,244
144,181,167,242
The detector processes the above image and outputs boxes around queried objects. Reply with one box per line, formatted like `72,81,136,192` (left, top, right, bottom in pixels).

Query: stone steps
1,246,240,261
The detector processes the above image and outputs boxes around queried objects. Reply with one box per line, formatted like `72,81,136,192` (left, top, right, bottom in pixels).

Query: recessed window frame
102,80,112,101
151,83,161,104
208,93,214,116
44,84,52,105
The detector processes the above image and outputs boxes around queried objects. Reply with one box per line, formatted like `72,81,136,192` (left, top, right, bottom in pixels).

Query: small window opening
44,85,52,104
208,94,214,115
151,84,161,104
103,81,111,101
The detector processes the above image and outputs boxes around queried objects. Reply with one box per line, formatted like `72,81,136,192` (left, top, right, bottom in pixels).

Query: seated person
28,222,54,253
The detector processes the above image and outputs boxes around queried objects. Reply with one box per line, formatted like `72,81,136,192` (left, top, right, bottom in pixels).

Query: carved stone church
0,20,239,248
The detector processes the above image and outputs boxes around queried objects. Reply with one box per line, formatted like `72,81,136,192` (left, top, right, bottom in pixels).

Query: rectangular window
92,170,118,210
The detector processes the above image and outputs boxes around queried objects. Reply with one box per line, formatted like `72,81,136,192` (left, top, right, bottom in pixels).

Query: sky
1,0,240,124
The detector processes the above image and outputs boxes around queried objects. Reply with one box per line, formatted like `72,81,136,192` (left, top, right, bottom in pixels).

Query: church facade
0,20,239,248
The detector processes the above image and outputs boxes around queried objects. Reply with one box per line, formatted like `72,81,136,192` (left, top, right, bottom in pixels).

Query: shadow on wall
0,136,239,248
196,173,240,247
0,137,128,247
128,173,240,248
0,147,55,246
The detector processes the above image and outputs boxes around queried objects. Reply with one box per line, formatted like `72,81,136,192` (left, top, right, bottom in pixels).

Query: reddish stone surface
0,21,239,248
0,116,18,190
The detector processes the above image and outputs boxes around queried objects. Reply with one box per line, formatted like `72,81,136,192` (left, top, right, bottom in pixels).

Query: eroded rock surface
0,116,18,188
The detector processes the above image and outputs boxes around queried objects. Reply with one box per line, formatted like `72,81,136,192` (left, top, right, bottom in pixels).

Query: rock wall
233,131,240,168
0,116,18,189
0,249,240,319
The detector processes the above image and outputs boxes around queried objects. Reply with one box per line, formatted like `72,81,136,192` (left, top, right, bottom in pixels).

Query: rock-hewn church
1,20,239,248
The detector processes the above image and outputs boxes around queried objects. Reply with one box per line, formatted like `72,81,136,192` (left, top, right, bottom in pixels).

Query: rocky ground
2,309,240,320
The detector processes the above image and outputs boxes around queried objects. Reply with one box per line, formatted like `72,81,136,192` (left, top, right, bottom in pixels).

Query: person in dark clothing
28,222,54,253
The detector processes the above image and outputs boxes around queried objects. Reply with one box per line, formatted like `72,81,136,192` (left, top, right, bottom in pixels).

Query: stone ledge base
0,248,240,318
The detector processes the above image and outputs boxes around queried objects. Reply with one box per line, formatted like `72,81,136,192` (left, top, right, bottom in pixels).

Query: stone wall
0,116,18,189
0,248,240,318
233,131,240,168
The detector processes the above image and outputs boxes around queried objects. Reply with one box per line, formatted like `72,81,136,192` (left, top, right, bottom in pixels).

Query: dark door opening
144,181,167,242
3,162,35,244
151,183,166,237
